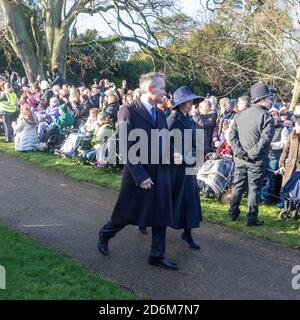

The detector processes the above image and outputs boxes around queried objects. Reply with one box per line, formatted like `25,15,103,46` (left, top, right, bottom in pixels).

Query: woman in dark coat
167,86,203,249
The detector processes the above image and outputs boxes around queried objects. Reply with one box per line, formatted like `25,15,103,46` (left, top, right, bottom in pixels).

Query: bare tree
204,0,300,110
0,0,175,82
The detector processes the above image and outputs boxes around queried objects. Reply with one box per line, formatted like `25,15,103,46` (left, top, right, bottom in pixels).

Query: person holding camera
228,81,275,226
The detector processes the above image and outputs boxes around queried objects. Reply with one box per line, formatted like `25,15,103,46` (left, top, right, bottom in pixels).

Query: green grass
202,198,300,249
0,224,136,300
0,138,122,190
0,137,299,249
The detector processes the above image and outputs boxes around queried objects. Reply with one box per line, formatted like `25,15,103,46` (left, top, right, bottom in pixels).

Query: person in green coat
41,103,74,142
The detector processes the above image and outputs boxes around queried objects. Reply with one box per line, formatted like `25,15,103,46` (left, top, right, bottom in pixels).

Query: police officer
228,81,275,226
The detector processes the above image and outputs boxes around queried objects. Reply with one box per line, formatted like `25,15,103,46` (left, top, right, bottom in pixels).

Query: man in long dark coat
97,72,178,270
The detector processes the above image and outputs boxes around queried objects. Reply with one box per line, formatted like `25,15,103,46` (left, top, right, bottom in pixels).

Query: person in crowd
10,71,19,87
41,103,74,143
77,93,92,126
167,86,203,249
236,96,251,112
261,107,289,204
157,98,172,118
59,88,69,103
103,94,120,125
20,76,29,89
68,86,81,122
123,90,134,105
52,85,62,103
192,98,217,157
40,80,53,106
37,97,61,139
81,108,99,136
97,72,179,270
133,88,141,101
27,82,41,111
89,85,100,108
277,104,300,187
228,81,275,226
51,67,66,87
121,79,129,95
19,86,30,105
279,105,294,122
80,112,114,163
0,82,18,142
12,104,39,151
208,95,218,113
213,98,236,148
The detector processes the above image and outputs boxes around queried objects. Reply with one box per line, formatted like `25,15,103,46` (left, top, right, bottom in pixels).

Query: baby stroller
45,127,71,153
55,130,82,158
197,156,234,200
279,171,300,220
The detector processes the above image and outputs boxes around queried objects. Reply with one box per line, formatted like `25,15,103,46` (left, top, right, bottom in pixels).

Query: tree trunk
0,0,44,82
290,66,300,112
44,0,64,71
51,31,69,78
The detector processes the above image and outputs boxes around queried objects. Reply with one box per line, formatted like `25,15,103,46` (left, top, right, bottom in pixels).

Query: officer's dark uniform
228,82,275,225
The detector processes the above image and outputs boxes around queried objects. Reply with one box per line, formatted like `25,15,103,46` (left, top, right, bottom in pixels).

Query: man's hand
236,150,248,161
139,178,154,189
275,167,285,175
174,152,183,165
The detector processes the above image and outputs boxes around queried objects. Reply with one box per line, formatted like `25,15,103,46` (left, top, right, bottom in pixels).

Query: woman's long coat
14,119,39,151
167,111,202,229
279,130,300,186
110,99,173,228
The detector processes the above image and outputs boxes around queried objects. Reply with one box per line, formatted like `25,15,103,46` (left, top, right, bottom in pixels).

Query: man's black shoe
97,239,109,255
138,227,148,235
246,219,264,227
148,258,179,270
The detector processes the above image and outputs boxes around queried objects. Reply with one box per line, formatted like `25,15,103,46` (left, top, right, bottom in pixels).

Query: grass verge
0,224,136,300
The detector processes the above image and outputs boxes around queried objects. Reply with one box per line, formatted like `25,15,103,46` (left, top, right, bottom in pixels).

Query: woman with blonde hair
68,86,81,124
12,104,39,151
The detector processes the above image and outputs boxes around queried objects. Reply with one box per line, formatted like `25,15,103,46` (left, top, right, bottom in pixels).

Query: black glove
236,150,248,161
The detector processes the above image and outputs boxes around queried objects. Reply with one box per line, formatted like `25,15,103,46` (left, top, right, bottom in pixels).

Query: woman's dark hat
172,86,204,109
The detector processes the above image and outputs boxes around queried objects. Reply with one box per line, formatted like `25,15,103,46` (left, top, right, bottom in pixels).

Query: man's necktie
151,106,157,124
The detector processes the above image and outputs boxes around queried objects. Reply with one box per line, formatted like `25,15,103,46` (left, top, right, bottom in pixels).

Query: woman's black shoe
138,227,148,235
181,231,201,250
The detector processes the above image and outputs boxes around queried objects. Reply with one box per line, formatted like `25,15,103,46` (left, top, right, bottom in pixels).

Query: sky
75,0,203,40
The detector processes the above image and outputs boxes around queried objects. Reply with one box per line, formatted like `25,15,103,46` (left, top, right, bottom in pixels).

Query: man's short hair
238,95,251,107
139,72,166,94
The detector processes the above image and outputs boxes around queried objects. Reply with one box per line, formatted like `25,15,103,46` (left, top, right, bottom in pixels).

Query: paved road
0,154,299,299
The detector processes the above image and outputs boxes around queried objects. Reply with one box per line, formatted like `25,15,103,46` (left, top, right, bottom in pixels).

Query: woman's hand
139,178,154,190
